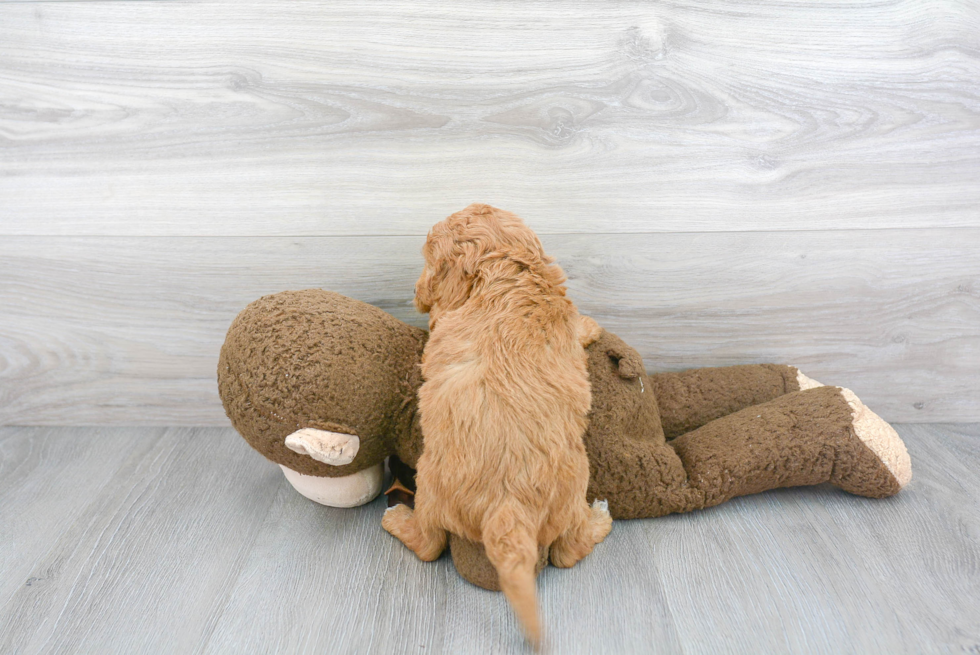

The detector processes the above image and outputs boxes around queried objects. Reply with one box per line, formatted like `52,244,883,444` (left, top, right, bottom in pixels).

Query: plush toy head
218,290,427,483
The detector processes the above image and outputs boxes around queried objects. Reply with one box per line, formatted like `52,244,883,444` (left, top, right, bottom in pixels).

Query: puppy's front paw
578,315,602,348
590,499,613,542
382,503,414,539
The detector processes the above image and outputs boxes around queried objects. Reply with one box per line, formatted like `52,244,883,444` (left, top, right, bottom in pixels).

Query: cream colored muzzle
280,428,383,508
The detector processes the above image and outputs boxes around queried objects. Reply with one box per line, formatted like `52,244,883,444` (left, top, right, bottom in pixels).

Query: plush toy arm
649,364,802,440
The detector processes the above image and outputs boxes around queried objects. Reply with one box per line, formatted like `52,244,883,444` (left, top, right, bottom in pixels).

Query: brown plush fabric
670,385,903,508
579,331,700,519
448,534,549,592
218,289,427,477
650,364,800,440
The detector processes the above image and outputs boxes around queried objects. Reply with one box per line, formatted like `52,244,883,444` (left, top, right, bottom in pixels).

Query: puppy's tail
483,506,542,650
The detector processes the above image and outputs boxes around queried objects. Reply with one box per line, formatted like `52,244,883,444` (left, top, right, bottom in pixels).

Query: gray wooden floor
1,425,977,654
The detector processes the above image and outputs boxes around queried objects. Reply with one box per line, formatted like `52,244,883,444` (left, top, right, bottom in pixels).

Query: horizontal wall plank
0,229,977,425
1,1,978,235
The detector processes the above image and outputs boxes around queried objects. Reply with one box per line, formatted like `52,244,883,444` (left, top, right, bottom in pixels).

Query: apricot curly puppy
382,203,612,649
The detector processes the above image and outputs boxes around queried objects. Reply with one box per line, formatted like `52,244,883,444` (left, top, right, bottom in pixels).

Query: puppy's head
414,204,563,326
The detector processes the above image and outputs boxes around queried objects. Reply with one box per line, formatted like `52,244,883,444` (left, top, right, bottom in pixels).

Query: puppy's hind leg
549,499,613,568
382,502,447,562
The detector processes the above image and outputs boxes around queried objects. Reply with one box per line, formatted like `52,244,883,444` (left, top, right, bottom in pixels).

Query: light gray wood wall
2,1,978,425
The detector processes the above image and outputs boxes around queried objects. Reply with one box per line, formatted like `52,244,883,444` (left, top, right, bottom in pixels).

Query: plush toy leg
649,364,804,439
669,385,912,508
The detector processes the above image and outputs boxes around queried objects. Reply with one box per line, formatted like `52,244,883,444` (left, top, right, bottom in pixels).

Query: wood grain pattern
0,427,283,655
1,1,978,235
657,423,980,654
0,427,148,607
2,229,978,425
1,424,977,654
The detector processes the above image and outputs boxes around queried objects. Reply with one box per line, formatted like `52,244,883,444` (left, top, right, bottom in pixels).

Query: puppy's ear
430,257,475,310
415,229,479,315
578,315,602,348
414,271,433,314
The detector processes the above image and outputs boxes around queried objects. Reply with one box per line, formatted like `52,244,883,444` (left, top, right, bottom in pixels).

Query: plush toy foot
279,463,383,508
549,500,613,569
837,388,912,493
792,367,825,390
448,534,550,591
382,504,447,561
788,371,911,494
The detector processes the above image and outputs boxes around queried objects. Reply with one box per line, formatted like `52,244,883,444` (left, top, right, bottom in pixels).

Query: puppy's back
420,291,594,547
415,205,596,648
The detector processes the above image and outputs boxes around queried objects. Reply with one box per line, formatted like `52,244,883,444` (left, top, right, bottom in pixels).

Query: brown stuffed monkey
218,289,911,590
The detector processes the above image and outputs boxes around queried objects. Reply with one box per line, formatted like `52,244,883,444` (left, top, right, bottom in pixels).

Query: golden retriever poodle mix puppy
382,203,613,648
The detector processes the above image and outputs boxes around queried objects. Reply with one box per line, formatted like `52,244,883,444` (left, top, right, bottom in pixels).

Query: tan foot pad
840,388,912,489
793,367,825,390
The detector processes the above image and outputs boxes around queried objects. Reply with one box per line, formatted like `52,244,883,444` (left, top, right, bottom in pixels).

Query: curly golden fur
382,204,612,649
